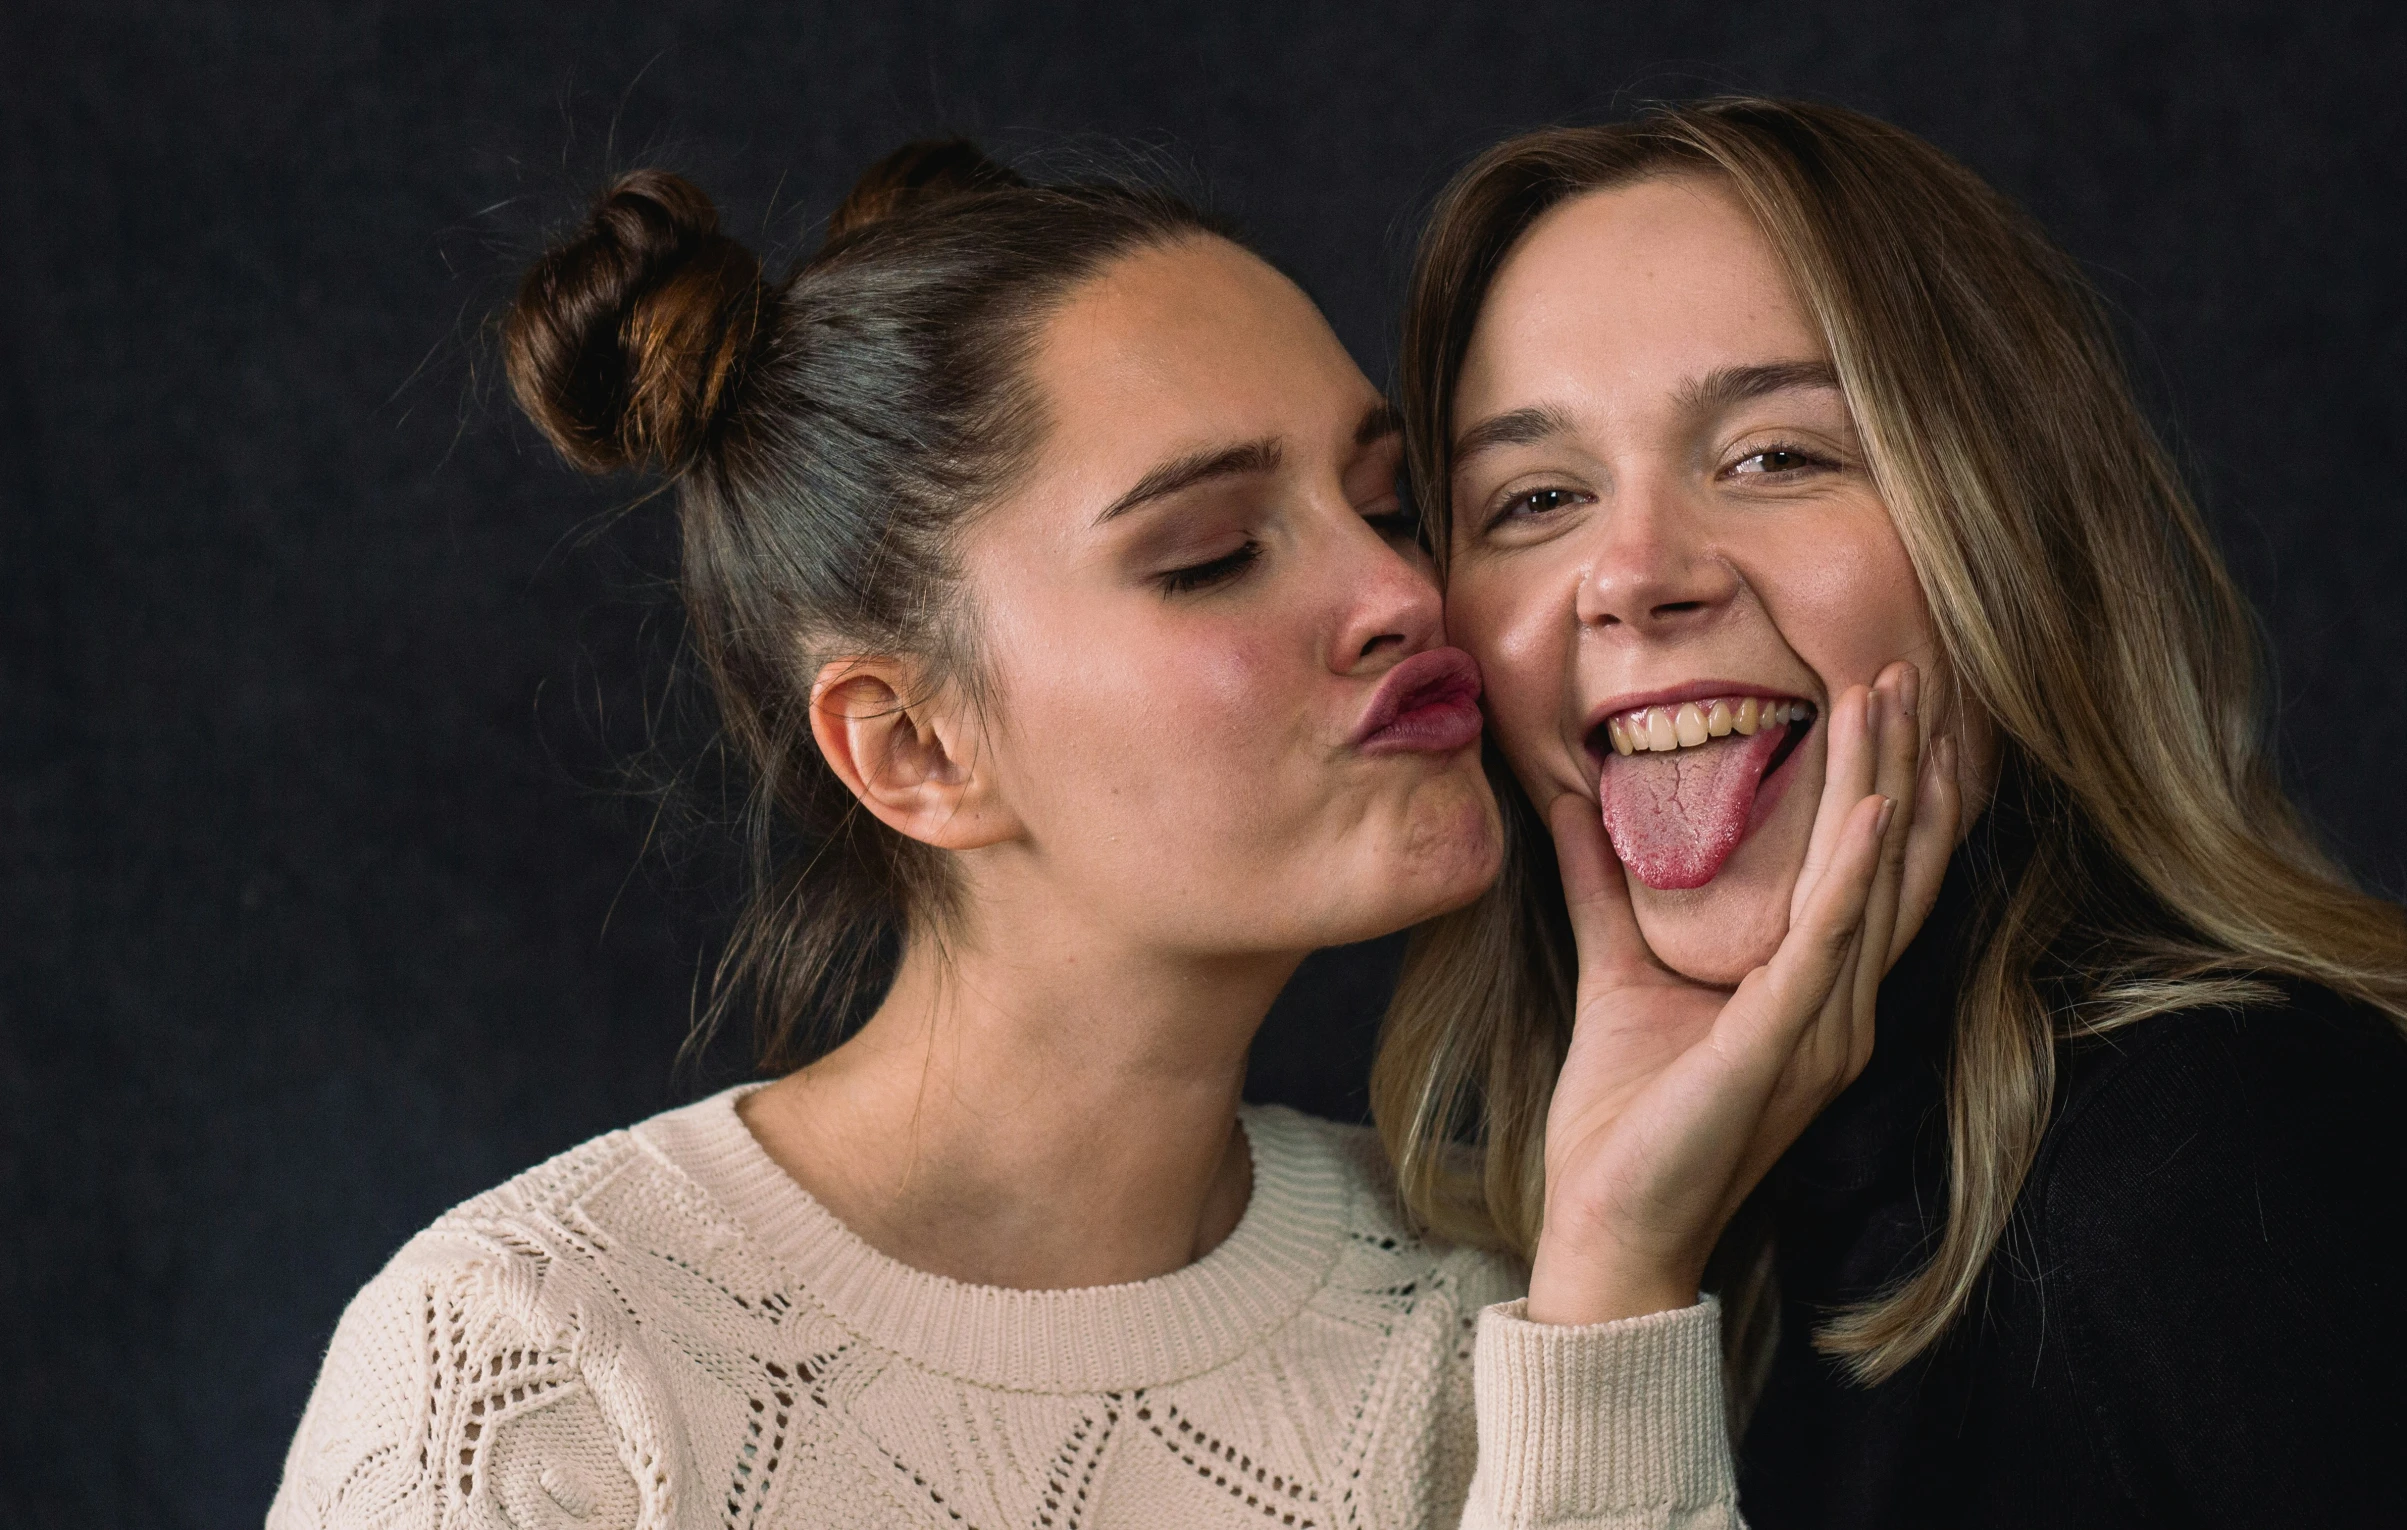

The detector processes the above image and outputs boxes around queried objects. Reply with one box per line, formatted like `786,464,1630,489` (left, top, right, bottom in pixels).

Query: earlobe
807,658,1018,850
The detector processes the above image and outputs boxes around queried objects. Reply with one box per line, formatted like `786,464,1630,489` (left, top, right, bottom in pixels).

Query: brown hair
1374,97,2407,1387
505,142,1229,1070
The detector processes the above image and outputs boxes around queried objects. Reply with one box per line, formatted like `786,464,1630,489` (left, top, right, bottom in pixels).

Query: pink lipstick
1353,647,1484,755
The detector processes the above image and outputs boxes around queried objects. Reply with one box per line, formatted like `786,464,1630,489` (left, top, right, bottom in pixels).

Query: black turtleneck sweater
1737,839,2407,1527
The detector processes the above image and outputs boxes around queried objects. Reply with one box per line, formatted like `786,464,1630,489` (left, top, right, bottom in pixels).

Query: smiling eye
1729,445,1831,478
1501,487,1587,520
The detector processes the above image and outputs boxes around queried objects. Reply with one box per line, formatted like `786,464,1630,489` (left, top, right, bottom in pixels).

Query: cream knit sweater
267,1089,1735,1529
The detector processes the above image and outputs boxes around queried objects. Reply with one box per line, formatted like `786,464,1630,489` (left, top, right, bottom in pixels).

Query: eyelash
1365,504,1422,544
1488,487,1589,530
1157,495,1418,596
1159,541,1262,595
1484,442,1839,529
1725,441,1836,478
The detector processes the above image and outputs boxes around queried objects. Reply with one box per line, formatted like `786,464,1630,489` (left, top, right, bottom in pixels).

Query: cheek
1004,610,1299,825
1754,510,1935,691
1448,561,1578,781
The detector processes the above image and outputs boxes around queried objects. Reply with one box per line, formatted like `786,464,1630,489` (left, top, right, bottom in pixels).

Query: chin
1627,832,1800,987
1340,772,1505,942
1420,768,1506,894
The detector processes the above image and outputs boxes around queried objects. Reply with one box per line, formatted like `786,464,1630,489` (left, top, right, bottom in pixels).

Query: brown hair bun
821,139,1025,246
504,169,767,475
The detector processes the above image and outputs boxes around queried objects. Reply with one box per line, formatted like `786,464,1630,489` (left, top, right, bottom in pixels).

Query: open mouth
1586,693,1819,890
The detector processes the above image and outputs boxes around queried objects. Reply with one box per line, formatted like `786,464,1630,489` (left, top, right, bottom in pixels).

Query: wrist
1525,1236,1701,1327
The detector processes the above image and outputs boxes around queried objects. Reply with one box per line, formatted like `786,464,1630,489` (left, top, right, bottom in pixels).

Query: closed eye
1364,503,1422,546
1159,541,1262,595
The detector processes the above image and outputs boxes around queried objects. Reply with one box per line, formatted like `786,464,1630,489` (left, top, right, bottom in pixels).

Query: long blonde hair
1374,97,2407,1385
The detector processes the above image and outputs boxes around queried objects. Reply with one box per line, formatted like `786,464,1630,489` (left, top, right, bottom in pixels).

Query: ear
808,657,1020,851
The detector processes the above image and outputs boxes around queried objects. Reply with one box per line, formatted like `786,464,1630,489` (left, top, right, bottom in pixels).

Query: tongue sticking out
1598,726,1787,889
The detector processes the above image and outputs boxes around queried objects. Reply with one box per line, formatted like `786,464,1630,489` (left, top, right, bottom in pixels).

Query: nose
1576,476,1741,635
1327,515,1446,675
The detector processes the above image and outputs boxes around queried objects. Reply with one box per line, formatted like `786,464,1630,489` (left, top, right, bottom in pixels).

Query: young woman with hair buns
268,141,1930,1529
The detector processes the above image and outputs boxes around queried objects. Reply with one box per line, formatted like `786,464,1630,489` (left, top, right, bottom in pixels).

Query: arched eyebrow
1673,359,1840,415
1095,438,1282,525
1094,402,1396,526
1452,405,1573,467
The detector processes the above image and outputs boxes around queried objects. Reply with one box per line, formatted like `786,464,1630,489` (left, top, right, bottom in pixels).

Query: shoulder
2041,979,2407,1209
2018,983,2407,1511
322,1123,653,1357
268,1101,750,1529
328,1085,774,1357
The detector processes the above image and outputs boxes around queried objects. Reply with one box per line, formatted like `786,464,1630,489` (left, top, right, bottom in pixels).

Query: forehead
1457,175,1823,421
1033,236,1369,451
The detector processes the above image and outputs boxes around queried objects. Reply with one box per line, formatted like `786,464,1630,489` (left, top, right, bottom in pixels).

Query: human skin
1445,174,1988,988
741,237,1503,1290
1442,174,1975,1322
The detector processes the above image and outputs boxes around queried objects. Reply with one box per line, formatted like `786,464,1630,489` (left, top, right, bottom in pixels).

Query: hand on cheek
1524,660,1961,1326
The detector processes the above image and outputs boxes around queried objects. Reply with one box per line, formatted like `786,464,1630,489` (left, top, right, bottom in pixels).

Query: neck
739,893,1302,1290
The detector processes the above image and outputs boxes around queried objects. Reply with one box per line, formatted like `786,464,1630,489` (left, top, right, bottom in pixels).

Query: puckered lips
1585,684,1818,889
1353,647,1485,755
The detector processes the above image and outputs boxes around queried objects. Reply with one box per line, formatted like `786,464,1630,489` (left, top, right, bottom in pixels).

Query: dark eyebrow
1094,437,1283,525
1674,360,1842,415
1356,400,1402,447
1452,405,1574,466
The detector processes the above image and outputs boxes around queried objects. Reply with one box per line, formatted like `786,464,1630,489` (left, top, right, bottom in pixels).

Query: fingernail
1875,795,1897,836
1899,665,1920,720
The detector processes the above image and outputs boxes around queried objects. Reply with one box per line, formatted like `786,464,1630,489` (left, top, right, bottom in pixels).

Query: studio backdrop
3,3,2403,1526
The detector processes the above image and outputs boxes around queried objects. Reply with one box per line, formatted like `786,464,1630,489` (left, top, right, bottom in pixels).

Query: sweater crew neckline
633,1086,1353,1394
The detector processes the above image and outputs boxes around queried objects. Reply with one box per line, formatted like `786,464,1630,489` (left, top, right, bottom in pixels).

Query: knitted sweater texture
267,1088,1736,1529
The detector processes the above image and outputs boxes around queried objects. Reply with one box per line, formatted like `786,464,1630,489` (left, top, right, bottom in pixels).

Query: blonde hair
1376,97,2407,1386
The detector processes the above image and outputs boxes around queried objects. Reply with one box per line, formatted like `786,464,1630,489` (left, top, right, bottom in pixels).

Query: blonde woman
1381,99,2407,1525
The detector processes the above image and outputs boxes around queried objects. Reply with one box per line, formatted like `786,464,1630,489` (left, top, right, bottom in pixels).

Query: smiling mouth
1600,694,1814,757
1587,694,1818,890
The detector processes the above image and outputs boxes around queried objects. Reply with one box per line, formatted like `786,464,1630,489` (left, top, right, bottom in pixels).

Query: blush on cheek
1150,629,1289,754
1019,621,1299,843
1445,570,1577,788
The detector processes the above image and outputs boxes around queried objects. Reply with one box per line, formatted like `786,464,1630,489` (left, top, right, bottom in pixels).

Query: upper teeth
1604,696,1813,757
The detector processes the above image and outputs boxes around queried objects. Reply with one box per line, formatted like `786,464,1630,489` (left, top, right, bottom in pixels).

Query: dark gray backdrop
4,3,2403,1526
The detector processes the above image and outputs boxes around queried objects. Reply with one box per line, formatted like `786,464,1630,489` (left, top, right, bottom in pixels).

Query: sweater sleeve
265,1239,658,1530
2043,990,2407,1525
1459,1297,1741,1529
